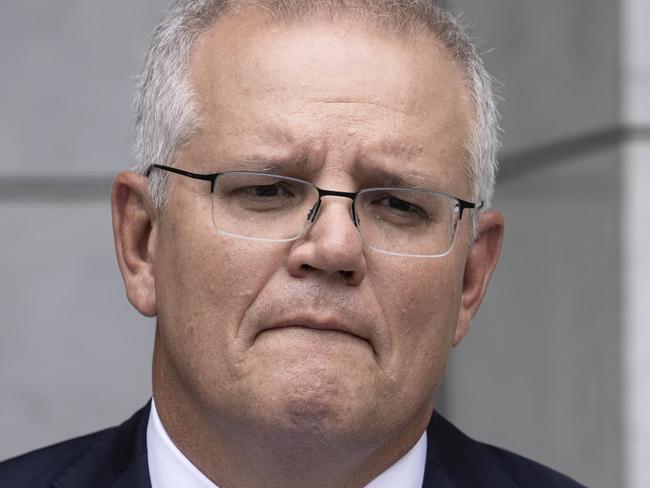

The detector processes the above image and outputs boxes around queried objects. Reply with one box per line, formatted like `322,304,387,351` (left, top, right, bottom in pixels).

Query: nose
286,196,367,286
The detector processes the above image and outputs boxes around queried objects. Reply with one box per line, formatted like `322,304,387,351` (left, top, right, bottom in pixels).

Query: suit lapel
422,459,458,487
423,410,519,488
52,403,152,488
108,452,151,488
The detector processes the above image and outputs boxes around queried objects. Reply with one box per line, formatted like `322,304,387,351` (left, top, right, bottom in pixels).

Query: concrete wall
443,150,622,488
439,1,649,487
449,0,621,156
0,201,154,459
622,0,650,486
0,0,162,460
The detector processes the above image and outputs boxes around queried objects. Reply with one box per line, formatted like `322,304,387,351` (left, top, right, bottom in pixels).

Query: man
0,0,585,486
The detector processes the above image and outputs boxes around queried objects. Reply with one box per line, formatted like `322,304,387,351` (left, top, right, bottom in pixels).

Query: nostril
339,270,354,279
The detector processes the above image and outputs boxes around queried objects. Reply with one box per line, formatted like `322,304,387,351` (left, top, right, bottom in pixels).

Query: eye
358,189,439,227
220,177,310,213
243,183,291,198
381,196,420,213
374,194,427,218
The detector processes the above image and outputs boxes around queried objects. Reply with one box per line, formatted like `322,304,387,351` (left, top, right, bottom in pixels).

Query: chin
244,361,376,443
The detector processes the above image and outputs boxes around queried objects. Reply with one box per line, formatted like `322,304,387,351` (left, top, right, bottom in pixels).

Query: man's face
150,11,477,446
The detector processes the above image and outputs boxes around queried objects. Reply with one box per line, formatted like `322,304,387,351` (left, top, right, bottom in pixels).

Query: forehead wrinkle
222,153,313,173
352,158,434,189
353,137,439,187
306,97,413,117
205,114,315,167
370,137,423,159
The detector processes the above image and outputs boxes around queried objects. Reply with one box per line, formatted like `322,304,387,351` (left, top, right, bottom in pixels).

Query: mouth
256,318,370,344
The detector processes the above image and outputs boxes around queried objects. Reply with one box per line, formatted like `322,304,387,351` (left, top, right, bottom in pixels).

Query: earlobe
453,211,505,346
111,171,158,317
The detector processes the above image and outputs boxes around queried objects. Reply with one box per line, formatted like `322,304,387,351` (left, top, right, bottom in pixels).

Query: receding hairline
184,1,477,171
190,0,474,76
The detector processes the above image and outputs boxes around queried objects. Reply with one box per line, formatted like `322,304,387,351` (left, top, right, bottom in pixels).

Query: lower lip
259,325,364,342
254,326,374,356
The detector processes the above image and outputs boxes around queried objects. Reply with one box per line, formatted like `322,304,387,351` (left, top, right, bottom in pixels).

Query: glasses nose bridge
308,187,359,225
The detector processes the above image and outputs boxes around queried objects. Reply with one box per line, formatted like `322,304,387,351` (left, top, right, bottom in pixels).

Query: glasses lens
355,188,459,257
212,172,317,241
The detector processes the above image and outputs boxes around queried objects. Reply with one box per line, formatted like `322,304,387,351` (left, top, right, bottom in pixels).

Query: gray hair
132,0,500,236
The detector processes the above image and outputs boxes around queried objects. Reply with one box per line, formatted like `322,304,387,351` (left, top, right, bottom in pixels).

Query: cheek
370,257,462,378
154,208,287,379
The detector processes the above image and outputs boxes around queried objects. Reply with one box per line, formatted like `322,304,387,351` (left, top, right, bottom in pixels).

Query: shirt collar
147,398,217,488
147,398,427,488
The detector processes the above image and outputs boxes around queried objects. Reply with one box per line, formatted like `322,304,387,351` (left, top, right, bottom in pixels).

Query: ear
453,210,505,346
111,171,158,317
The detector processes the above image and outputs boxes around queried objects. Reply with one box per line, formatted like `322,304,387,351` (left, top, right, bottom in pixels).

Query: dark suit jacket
0,402,586,487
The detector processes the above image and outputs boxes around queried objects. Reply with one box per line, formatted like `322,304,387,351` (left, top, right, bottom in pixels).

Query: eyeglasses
147,164,483,258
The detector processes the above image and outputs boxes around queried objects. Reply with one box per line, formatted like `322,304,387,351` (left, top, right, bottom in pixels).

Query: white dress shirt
147,399,427,488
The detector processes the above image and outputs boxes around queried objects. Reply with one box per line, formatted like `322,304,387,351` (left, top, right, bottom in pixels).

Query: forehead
186,8,472,192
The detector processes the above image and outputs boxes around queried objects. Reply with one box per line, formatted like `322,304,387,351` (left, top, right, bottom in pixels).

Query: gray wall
2,1,646,487
0,0,163,459
440,1,647,487
443,150,622,488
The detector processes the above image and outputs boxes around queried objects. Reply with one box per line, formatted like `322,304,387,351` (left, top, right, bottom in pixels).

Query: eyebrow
221,155,432,188
352,159,434,189
220,153,312,173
